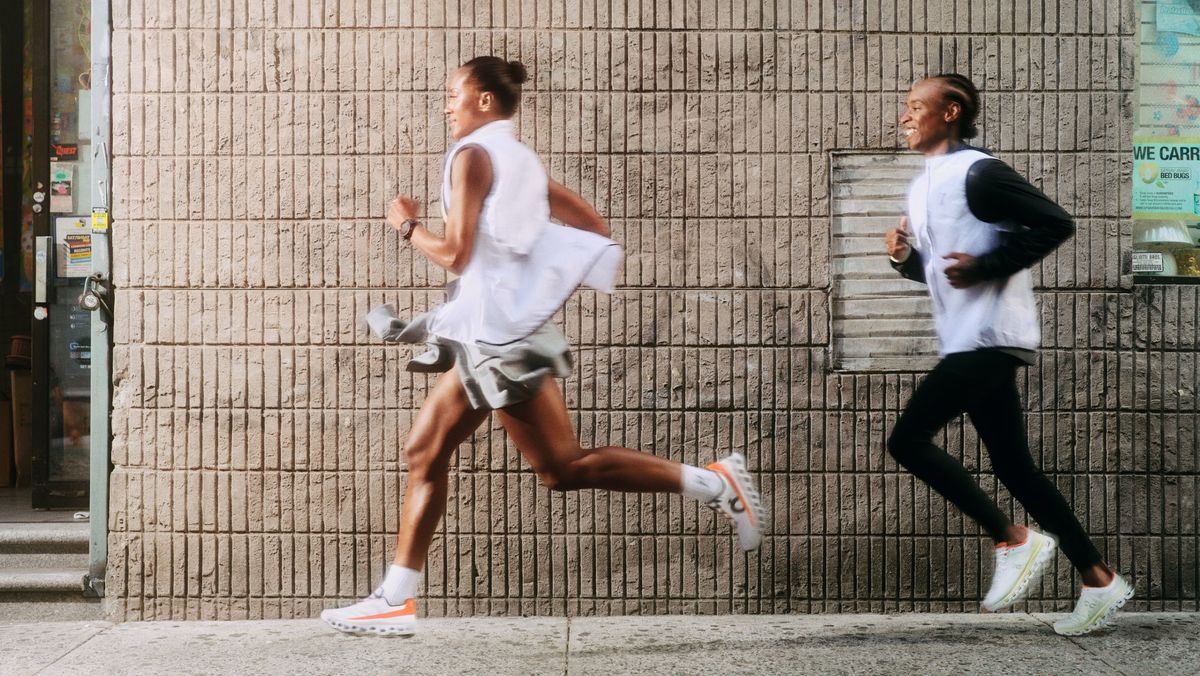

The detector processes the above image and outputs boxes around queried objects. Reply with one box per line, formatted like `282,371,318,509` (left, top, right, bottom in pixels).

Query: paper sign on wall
50,163,74,213
91,208,109,232
54,216,91,278
1133,252,1167,273
1132,137,1200,219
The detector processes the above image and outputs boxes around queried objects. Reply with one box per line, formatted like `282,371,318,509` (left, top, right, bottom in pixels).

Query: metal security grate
831,153,938,372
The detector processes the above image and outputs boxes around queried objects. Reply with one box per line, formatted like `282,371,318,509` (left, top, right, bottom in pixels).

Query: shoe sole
708,454,766,551
323,616,417,637
1054,584,1135,636
983,535,1057,611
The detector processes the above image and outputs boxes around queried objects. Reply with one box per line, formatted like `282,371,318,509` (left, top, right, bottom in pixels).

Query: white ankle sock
680,464,724,502
379,564,421,605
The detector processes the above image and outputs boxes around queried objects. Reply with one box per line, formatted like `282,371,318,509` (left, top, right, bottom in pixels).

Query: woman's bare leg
320,368,488,633
392,368,490,569
497,379,764,550
496,379,682,492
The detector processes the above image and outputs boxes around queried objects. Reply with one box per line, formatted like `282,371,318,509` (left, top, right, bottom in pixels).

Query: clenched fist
387,196,420,231
885,216,912,262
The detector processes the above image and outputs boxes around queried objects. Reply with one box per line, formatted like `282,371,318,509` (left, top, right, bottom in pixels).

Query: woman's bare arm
406,146,492,275
547,179,609,236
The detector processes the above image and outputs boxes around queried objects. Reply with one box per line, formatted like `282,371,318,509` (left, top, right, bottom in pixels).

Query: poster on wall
50,162,74,212
1158,0,1200,37
1139,0,1200,135
1132,137,1200,219
54,216,90,278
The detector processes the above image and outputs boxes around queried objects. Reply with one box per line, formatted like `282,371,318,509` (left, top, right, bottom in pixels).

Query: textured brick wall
106,1,1199,620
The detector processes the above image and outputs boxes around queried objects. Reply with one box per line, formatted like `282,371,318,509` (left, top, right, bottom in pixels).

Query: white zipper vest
906,148,1041,356
429,120,623,345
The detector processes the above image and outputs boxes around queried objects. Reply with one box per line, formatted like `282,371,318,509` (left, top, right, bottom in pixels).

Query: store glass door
30,0,93,508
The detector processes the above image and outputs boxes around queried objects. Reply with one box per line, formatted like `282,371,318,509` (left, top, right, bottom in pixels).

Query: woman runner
320,57,765,636
884,74,1132,636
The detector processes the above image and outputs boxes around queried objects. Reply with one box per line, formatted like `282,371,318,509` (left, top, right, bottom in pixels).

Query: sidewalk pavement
2,612,1197,675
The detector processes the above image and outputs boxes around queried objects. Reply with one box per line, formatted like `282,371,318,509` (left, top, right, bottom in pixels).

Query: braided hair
930,73,980,140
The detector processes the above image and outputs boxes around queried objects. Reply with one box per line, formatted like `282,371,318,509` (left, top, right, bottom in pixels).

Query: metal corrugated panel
831,154,938,371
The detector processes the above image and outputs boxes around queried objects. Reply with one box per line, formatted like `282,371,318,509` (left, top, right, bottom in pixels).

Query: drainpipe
84,0,112,599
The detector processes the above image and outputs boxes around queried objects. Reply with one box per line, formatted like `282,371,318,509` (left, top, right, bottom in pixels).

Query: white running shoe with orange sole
321,593,418,636
706,453,766,551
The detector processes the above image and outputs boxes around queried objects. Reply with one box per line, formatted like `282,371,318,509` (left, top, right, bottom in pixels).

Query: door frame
85,0,113,597
29,0,90,510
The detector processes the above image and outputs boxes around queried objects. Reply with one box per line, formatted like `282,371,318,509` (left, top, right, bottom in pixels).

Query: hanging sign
51,143,78,161
1132,136,1200,219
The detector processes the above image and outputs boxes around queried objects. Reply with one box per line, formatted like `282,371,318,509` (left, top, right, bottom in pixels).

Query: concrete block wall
106,1,1198,620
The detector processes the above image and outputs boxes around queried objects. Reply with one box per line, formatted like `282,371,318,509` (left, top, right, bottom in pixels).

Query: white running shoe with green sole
1053,574,1134,636
981,529,1056,611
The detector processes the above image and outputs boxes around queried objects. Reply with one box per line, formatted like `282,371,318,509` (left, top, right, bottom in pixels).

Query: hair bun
507,60,528,85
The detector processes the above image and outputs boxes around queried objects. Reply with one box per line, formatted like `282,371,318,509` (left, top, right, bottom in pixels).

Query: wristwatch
399,218,419,240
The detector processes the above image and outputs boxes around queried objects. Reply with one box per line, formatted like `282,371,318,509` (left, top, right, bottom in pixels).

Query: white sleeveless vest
905,148,1041,355
428,120,623,345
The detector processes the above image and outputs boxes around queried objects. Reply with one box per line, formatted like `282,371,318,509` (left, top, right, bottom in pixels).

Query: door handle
34,235,51,304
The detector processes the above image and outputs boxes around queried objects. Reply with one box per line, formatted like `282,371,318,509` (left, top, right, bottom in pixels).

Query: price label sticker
1132,252,1165,273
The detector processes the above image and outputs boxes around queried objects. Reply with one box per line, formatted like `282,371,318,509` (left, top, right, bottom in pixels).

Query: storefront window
1133,1,1200,280
45,0,94,484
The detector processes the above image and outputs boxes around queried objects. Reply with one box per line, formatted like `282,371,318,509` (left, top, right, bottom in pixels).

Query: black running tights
886,350,1102,571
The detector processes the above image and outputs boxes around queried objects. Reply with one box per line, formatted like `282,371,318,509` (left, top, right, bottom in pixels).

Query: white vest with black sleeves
905,148,1041,356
